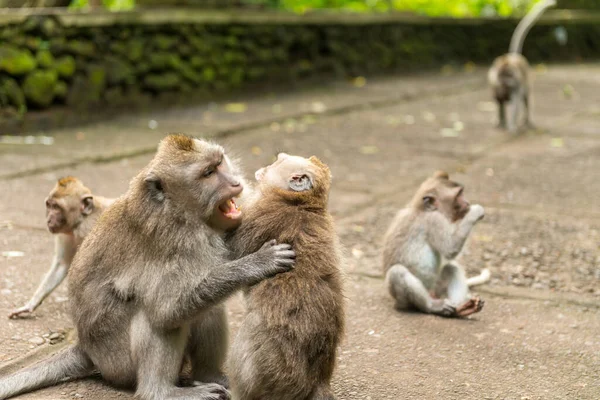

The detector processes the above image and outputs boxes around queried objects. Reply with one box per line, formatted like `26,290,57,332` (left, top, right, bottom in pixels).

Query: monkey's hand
8,304,35,319
248,239,296,281
467,204,485,223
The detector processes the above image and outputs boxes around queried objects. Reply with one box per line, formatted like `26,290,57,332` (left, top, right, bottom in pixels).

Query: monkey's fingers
8,306,33,319
261,239,278,249
273,243,293,251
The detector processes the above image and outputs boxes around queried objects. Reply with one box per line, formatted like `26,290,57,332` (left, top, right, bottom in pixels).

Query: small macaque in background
382,171,489,318
227,153,345,400
488,0,557,132
8,177,114,319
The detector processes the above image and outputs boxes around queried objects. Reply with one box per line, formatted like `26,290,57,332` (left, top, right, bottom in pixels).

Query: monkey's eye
45,200,50,207
203,168,215,178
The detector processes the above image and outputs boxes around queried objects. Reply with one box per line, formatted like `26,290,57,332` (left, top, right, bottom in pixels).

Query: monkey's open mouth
219,198,241,219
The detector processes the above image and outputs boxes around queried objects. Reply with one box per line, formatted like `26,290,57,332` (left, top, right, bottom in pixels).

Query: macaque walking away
8,177,114,319
227,153,345,400
0,134,295,400
382,171,489,318
488,0,557,132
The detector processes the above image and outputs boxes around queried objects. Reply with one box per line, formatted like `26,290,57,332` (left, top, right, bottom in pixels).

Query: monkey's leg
441,263,484,318
385,265,456,317
523,92,535,129
497,100,507,129
187,305,229,388
508,93,520,133
132,313,229,400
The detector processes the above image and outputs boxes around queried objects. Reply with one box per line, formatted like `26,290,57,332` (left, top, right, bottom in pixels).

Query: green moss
55,56,76,78
190,56,205,69
87,65,107,95
202,67,216,82
105,56,135,86
66,40,96,57
148,53,182,71
36,50,55,69
127,39,145,62
178,62,202,85
53,80,68,100
154,35,176,51
0,77,26,110
143,73,181,91
23,70,58,108
0,45,37,75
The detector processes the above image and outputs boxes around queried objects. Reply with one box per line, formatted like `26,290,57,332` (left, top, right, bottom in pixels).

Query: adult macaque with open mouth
227,153,345,400
0,134,295,400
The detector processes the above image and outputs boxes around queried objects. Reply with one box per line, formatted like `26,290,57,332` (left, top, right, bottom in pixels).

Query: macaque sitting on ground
382,171,489,318
227,153,345,400
9,177,114,319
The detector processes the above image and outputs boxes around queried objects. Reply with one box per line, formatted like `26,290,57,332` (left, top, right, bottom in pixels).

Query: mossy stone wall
1,10,599,126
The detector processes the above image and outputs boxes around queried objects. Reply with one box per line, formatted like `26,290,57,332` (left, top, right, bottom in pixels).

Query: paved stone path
1,64,599,399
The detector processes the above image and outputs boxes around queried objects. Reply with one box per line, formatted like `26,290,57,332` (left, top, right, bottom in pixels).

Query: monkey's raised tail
466,269,491,287
0,345,94,399
509,0,557,54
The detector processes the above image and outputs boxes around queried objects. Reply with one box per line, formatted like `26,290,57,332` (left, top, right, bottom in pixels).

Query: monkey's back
229,201,345,400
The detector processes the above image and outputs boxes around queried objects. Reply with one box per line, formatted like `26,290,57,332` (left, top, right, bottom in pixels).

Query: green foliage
251,0,540,16
69,0,135,11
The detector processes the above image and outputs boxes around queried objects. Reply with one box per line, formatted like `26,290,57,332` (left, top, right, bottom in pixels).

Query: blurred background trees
0,0,574,17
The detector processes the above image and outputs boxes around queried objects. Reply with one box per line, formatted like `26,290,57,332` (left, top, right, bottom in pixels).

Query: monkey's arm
147,241,294,329
8,235,76,318
428,205,484,260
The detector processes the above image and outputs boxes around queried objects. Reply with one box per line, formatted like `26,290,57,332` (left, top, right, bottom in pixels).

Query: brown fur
1,134,295,399
227,156,344,400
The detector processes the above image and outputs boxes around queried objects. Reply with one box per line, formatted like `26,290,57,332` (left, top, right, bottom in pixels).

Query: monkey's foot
455,297,485,318
181,382,230,400
433,299,457,318
192,374,229,389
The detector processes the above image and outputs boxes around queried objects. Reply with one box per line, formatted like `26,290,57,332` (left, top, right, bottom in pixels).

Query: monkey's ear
422,195,436,211
289,173,313,192
81,195,94,216
145,173,165,202
433,171,449,180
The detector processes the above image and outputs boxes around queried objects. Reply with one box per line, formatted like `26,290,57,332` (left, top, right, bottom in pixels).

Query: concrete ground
1,64,599,399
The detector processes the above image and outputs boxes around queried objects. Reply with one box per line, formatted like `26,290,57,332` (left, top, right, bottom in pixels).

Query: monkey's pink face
45,197,69,234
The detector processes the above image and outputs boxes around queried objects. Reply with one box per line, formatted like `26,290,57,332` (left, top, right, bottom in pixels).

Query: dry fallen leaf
360,145,379,155
310,101,327,114
550,138,564,148
351,248,364,259
225,103,247,113
251,146,262,155
441,128,459,137
352,76,367,88
477,101,496,112
2,251,24,258
351,225,365,233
